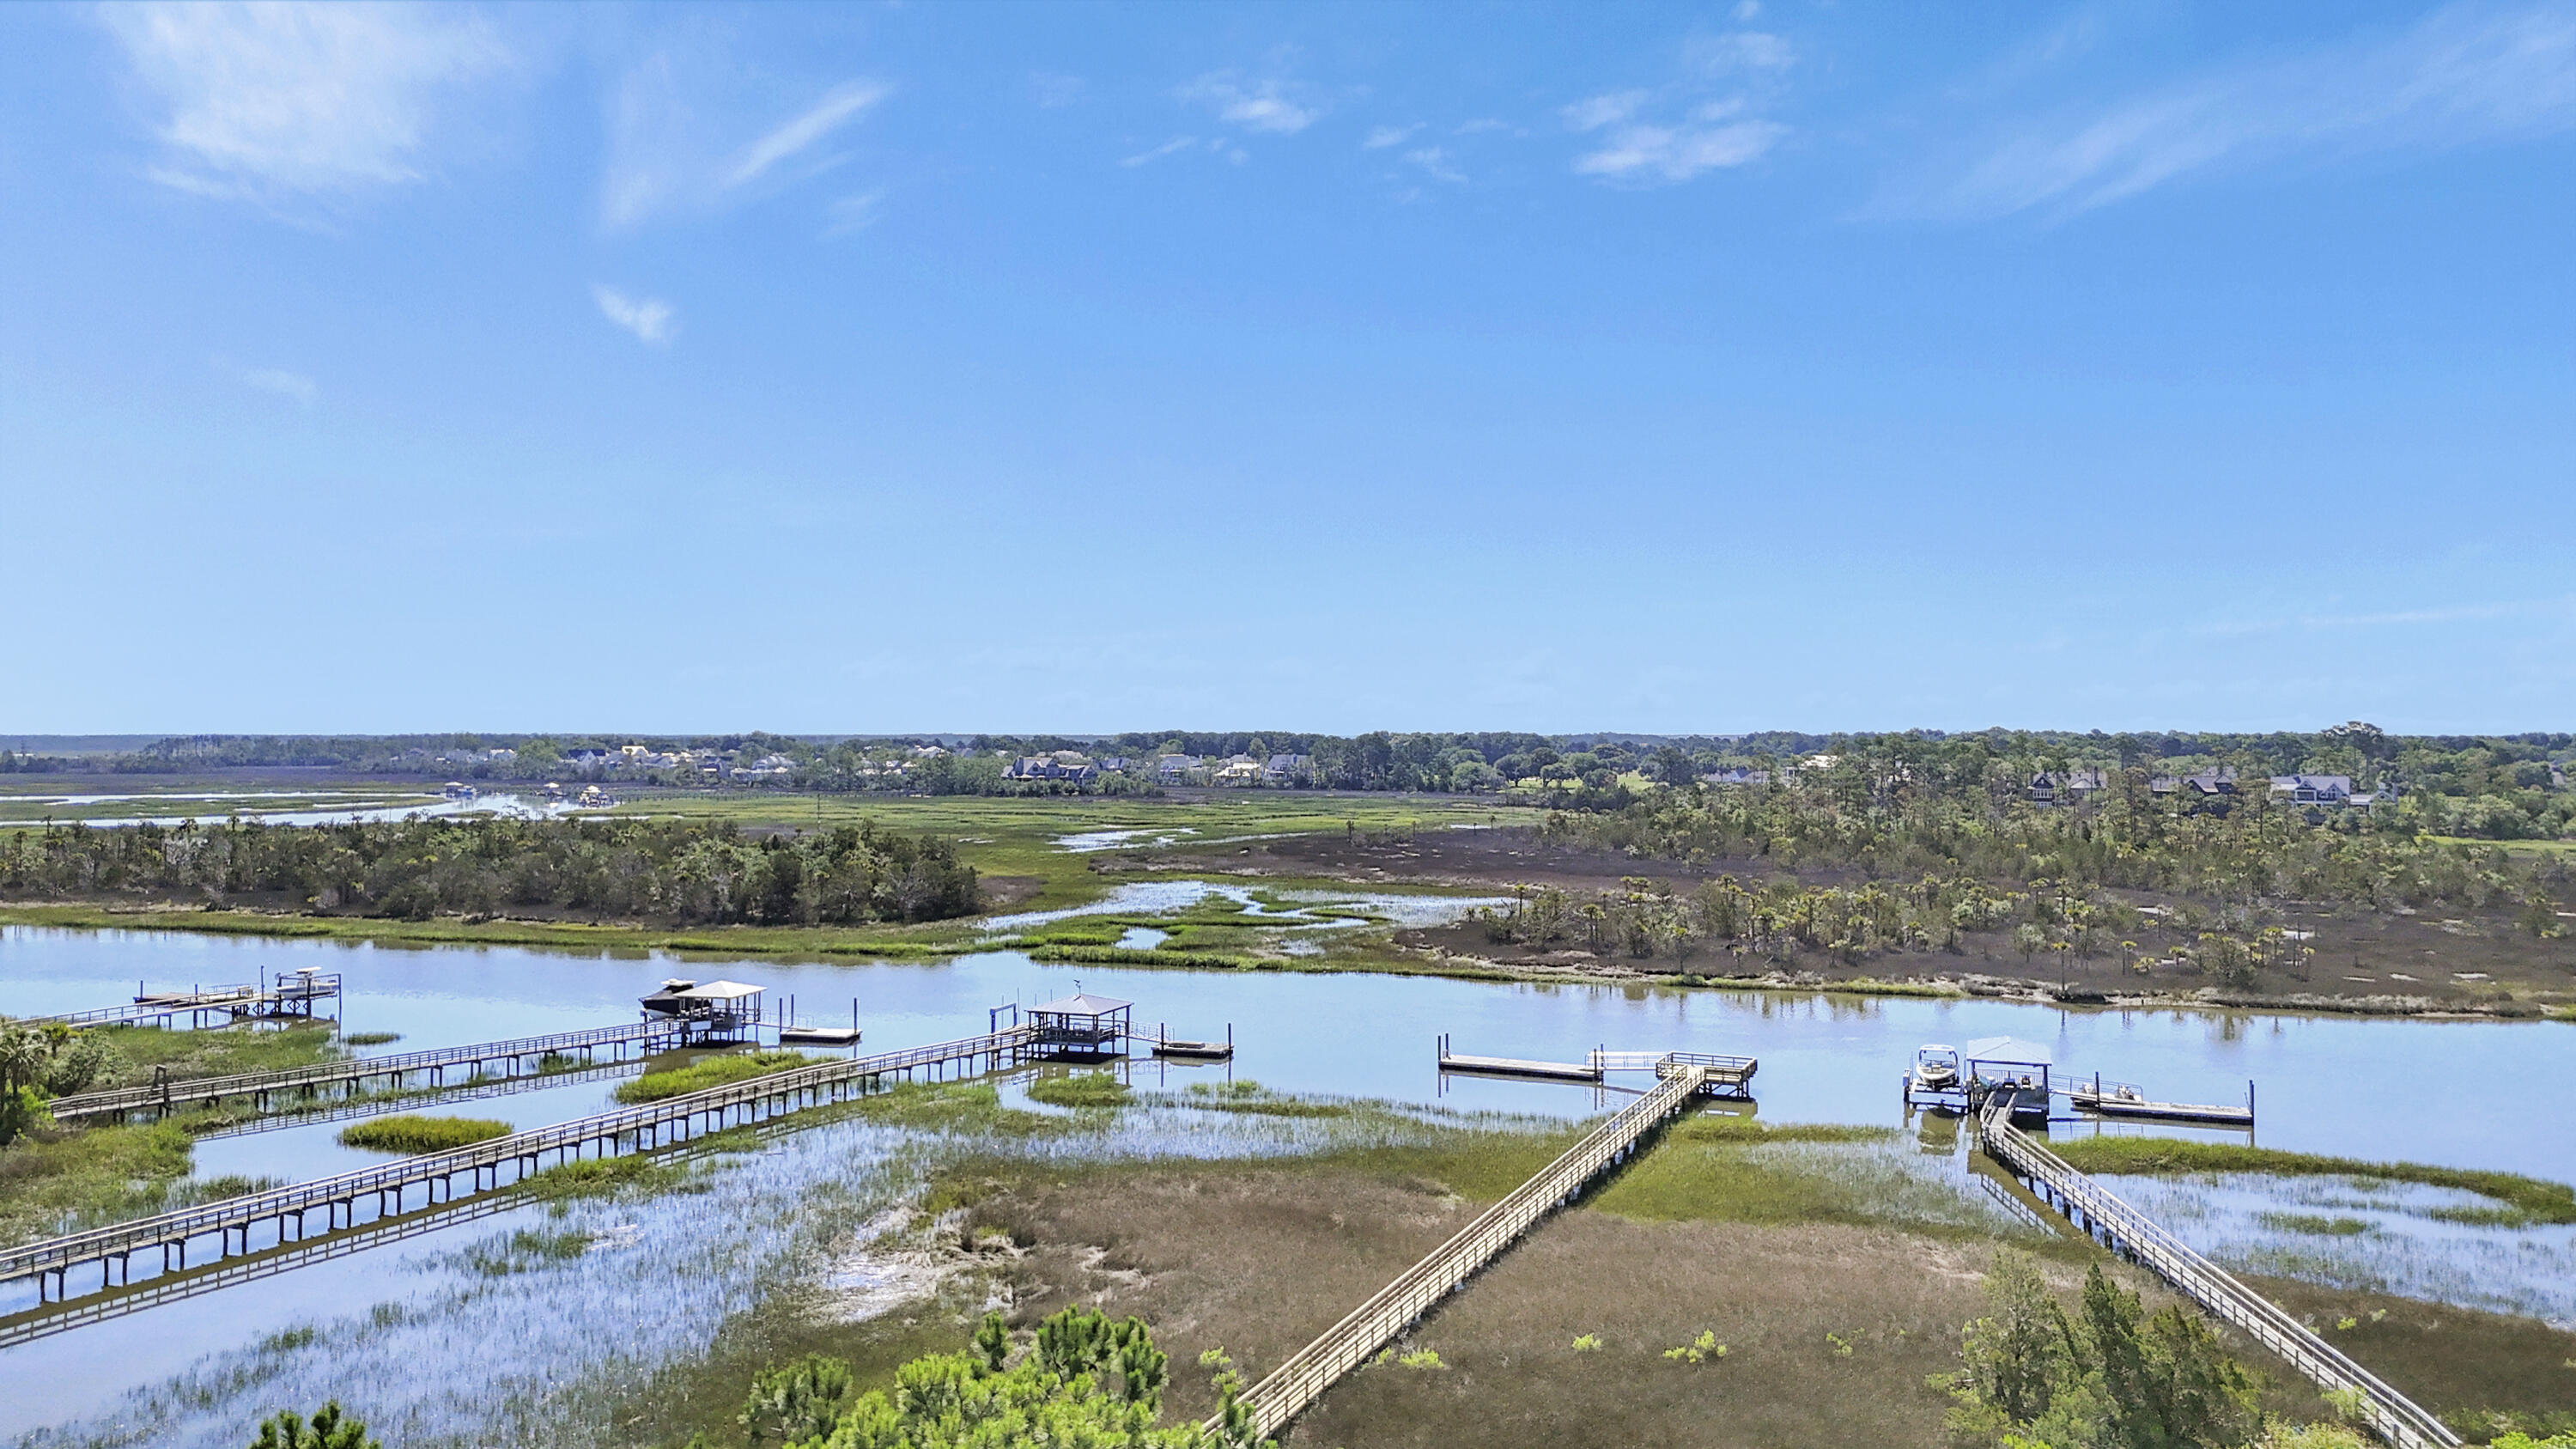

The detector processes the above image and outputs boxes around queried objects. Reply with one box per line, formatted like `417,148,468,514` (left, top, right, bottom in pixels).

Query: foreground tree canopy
714,1306,1266,1449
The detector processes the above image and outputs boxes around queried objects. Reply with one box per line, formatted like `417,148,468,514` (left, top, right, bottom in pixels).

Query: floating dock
2064,1076,2255,1127
1140,1023,1234,1061
778,1026,863,1046
1436,1036,1756,1097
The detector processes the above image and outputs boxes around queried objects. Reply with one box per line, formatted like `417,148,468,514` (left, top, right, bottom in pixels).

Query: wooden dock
11,972,343,1031
1220,1062,1713,1441
1436,1036,1757,1098
1,1026,1045,1304
2064,1077,2255,1128
1980,1102,2457,1449
1138,1023,1233,1060
47,1019,696,1123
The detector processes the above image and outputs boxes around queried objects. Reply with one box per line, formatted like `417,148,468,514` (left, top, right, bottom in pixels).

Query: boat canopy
1961,1036,2052,1067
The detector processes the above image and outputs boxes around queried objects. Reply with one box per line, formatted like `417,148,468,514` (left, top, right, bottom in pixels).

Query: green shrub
248,1402,379,1449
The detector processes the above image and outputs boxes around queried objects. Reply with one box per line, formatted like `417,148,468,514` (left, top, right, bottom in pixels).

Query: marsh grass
2050,1138,2576,1223
2259,1211,2372,1237
343,1032,402,1046
1024,1073,1133,1109
1589,1113,2048,1242
462,1226,595,1276
616,1050,817,1105
337,1115,511,1154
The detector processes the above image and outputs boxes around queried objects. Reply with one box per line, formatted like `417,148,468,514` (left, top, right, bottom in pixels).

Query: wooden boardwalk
1980,1099,2458,1449
2,1026,1042,1303
48,1020,696,1123
11,972,343,1030
1221,1061,1713,1441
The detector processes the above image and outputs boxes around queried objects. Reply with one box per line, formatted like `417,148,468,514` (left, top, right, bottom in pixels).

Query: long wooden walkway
191,1058,643,1141
1222,1060,1715,1441
2,1025,1042,1303
48,1020,697,1123
1980,1099,2458,1449
12,973,343,1030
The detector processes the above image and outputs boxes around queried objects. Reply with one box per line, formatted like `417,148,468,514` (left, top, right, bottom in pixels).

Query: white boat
1909,1043,1962,1094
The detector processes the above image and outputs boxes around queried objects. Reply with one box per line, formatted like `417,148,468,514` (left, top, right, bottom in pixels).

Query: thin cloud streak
726,81,886,189
1915,1,2576,217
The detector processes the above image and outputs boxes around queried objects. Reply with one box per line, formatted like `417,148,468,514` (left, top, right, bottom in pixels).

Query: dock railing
1,1025,1039,1294
1981,1105,2458,1449
47,1019,691,1121
1223,1063,1709,1441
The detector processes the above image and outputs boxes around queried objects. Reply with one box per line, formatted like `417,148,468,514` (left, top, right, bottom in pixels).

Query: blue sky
3,2,2572,737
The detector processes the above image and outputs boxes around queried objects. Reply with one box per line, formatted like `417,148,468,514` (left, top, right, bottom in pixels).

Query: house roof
1030,993,1132,1016
1962,1035,2052,1066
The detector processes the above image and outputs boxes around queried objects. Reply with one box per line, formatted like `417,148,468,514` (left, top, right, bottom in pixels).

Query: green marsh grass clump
2258,1212,2372,1237
2051,1138,2576,1225
462,1226,593,1276
336,1115,510,1154
614,1050,816,1104
1166,1080,1349,1118
1589,1113,2030,1239
342,1032,401,1047
1026,1073,1133,1109
1027,944,1256,971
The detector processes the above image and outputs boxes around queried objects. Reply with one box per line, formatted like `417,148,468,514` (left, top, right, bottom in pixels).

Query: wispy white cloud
101,1,509,202
726,82,886,189
1564,31,1793,184
1914,2,2576,217
1030,72,1084,108
824,190,884,234
2198,596,2576,636
592,284,674,344
1563,90,1649,133
1575,119,1787,180
1402,145,1467,185
1181,72,1321,135
226,362,316,404
601,54,889,228
1362,124,1419,149
1120,136,1200,167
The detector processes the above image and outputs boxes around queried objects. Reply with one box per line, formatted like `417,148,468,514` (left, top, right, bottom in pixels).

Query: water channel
3,916,2570,1446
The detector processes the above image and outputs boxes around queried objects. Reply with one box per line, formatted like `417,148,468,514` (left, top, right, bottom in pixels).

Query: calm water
2,922,2571,1443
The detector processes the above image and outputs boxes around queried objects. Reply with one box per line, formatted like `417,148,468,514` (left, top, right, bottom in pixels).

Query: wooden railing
2,1025,1038,1293
49,1019,690,1120
1224,1064,1709,1440
1981,1105,2458,1449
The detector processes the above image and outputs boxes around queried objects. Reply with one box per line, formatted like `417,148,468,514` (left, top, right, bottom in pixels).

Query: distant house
1097,757,1131,774
2268,774,2357,806
1006,753,1098,783
1262,753,1311,785
2027,770,2108,807
1156,754,1202,782
1698,767,1771,787
1212,755,1264,787
2151,770,2237,800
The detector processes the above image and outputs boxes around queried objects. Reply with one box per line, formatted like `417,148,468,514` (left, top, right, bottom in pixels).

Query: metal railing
1981,1106,2458,1449
1224,1064,1709,1440
2,1024,1039,1291
49,1020,688,1120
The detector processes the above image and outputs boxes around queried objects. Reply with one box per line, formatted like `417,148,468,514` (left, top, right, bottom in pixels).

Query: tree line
0,818,981,926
